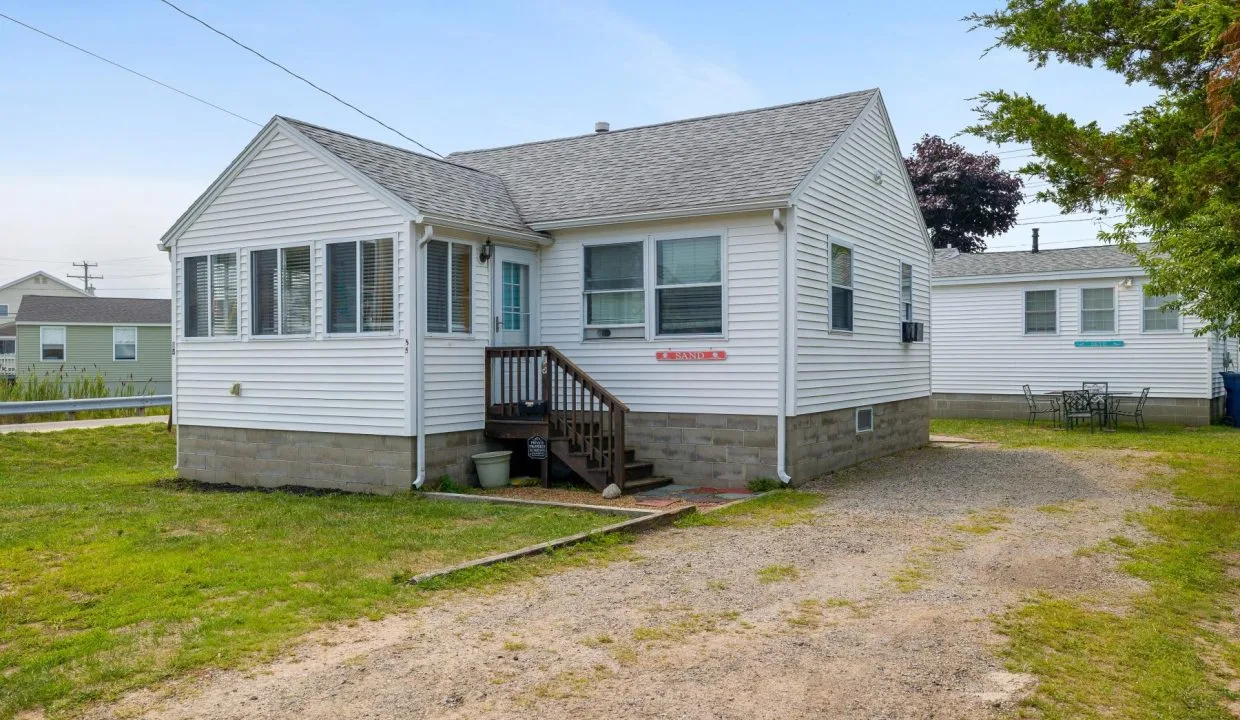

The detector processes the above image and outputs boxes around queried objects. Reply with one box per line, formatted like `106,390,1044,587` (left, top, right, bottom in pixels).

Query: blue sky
0,0,1155,296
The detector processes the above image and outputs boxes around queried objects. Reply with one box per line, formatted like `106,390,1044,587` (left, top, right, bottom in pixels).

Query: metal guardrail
0,395,172,416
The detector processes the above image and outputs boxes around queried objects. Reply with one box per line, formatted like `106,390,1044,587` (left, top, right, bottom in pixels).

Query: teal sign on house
14,295,172,394
1074,340,1125,348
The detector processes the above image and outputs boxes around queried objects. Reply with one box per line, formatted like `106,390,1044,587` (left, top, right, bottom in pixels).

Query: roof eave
420,213,552,245
932,265,1146,285
527,198,790,231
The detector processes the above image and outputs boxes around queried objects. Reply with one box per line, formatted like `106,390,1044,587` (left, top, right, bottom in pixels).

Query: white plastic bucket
472,450,513,489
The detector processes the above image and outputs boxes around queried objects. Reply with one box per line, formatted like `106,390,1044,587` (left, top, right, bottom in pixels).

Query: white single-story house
932,243,1237,425
160,88,932,494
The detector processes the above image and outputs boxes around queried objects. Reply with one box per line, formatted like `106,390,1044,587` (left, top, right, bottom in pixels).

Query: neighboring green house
14,295,171,394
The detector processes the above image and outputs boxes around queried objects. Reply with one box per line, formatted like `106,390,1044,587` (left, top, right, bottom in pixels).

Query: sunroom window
251,246,311,336
327,238,394,333
184,253,237,338
584,242,644,336
656,236,722,336
425,240,471,334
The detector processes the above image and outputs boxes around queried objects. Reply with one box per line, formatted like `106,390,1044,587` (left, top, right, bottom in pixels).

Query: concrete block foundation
625,412,778,487
931,392,1216,426
786,396,931,482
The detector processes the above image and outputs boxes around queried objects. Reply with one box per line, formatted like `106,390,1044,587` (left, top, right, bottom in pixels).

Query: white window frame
1079,286,1118,335
1023,288,1060,336
249,243,313,338
828,238,855,334
424,237,474,337
112,326,138,361
181,251,239,340
0,337,14,355
855,406,873,433
899,261,914,324
652,231,727,339
582,236,647,336
325,235,398,337
1141,286,1181,334
40,325,66,362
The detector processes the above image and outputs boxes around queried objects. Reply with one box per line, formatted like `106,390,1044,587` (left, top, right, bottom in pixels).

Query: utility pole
68,261,102,293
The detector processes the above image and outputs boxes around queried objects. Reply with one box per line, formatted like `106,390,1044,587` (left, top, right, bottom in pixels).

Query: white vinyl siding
423,236,491,433
172,130,409,435
932,276,1213,400
113,326,137,361
541,213,779,415
1024,289,1058,335
40,326,66,361
794,96,932,413
1080,287,1117,333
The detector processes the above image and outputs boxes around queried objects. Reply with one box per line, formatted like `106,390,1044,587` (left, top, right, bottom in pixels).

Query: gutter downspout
775,207,792,486
412,223,434,489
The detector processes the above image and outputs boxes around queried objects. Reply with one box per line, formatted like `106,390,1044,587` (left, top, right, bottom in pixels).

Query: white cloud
0,176,203,297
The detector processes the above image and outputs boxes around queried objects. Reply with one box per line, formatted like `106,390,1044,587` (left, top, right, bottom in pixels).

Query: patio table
1042,390,1134,430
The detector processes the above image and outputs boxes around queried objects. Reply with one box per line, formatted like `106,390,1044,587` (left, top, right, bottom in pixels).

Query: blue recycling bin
1223,371,1240,425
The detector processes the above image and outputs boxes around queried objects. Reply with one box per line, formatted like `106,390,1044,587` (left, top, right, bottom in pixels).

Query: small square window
855,407,873,433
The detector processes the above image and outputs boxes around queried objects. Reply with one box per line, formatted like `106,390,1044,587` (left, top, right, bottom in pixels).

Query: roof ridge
937,242,1147,259
448,88,880,158
276,116,504,178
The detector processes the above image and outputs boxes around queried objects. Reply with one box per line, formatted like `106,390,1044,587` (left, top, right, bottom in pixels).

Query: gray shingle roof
449,89,878,225
281,118,529,232
16,296,171,325
933,244,1148,279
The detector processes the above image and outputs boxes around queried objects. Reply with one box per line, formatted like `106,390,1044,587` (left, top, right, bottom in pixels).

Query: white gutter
527,198,788,231
775,207,792,485
412,223,434,489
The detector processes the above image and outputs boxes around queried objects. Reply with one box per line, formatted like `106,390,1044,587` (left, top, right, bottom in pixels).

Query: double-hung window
0,304,8,317
1080,287,1116,333
252,246,312,336
900,262,913,323
584,242,644,338
327,238,394,333
1142,288,1180,332
425,239,471,334
1024,289,1057,334
113,326,137,361
655,235,722,336
830,243,854,332
183,253,238,337
40,326,65,361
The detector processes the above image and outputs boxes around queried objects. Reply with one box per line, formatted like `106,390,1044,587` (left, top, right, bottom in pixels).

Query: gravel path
90,444,1168,720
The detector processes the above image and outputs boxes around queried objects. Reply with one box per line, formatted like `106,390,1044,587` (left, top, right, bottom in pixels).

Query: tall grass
0,367,164,424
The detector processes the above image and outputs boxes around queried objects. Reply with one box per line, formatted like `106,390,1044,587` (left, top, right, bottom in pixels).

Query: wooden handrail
485,346,627,489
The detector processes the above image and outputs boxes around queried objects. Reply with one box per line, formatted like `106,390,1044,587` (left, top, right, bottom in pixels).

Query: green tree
967,0,1240,337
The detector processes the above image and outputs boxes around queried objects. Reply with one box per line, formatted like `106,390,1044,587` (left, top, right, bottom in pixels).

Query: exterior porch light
479,239,494,264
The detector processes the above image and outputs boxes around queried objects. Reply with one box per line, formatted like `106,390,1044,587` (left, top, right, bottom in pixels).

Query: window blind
113,327,137,360
584,242,644,327
450,242,471,333
426,240,449,333
41,326,65,361
209,254,237,336
361,238,394,332
251,249,279,336
831,244,853,331
184,255,209,337
282,245,312,334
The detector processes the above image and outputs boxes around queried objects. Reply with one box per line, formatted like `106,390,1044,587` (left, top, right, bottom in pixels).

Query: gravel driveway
92,444,1167,720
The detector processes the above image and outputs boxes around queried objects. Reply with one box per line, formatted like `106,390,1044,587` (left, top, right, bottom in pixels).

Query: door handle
494,316,501,333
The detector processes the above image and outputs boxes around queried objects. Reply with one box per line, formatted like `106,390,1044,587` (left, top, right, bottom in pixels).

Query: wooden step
623,476,673,494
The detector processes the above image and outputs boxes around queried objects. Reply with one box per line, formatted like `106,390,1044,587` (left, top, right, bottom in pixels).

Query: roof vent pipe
1032,227,1040,254
594,121,610,133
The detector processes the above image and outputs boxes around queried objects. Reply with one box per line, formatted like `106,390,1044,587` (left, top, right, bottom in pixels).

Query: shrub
746,477,785,493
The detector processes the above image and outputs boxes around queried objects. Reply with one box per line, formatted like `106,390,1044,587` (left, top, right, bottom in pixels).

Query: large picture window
1024,289,1057,334
40,326,65,361
327,238,394,333
1142,289,1180,332
113,326,137,361
584,242,644,329
425,239,471,334
656,235,722,336
252,246,312,336
830,243,854,332
1080,287,1116,333
184,253,237,338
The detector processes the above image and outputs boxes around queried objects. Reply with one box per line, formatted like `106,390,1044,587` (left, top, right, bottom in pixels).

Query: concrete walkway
0,415,169,434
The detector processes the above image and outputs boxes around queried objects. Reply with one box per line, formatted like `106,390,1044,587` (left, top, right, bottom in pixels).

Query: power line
0,11,260,127
157,0,443,158
1016,216,1122,226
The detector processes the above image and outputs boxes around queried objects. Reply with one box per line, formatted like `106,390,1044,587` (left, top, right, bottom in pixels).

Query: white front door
491,246,537,347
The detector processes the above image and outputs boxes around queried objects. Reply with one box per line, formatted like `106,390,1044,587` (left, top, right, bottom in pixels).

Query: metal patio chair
1023,384,1060,427
1082,381,1110,422
1062,390,1099,433
1112,387,1151,430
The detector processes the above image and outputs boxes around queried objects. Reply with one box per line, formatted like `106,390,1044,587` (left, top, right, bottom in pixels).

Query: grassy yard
933,419,1240,719
0,424,624,718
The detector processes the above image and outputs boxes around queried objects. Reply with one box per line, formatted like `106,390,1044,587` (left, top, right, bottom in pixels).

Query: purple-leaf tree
904,135,1023,253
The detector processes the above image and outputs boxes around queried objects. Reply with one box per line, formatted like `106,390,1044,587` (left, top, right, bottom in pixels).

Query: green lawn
0,424,622,718
933,419,1240,719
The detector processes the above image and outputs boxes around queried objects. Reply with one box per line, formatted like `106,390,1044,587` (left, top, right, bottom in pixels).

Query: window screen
656,236,722,335
1080,288,1116,333
584,242,644,327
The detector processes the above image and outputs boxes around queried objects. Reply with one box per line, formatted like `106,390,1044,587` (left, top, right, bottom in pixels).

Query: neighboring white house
932,244,1237,425
161,89,932,494
0,271,92,377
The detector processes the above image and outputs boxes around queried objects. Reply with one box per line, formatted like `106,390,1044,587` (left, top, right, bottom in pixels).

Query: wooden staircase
484,347,672,494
